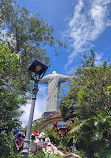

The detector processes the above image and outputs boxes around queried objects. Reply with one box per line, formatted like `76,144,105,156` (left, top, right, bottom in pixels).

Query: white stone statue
39,71,72,112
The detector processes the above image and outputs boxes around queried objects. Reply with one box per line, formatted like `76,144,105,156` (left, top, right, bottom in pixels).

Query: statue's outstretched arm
60,75,73,83
39,75,50,84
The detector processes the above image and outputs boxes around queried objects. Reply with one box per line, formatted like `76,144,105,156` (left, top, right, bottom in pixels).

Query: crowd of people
12,128,59,155
12,128,25,153
29,130,58,155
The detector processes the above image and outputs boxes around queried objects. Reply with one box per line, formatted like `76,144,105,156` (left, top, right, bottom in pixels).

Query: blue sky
18,0,111,127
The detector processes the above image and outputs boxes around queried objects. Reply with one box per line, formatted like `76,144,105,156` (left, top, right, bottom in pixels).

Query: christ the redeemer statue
39,71,72,112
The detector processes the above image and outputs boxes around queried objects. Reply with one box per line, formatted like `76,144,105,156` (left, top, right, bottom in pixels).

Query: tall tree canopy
0,37,24,157
60,50,111,158
0,0,64,62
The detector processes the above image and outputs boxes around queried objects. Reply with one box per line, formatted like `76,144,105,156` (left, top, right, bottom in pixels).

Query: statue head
52,71,57,75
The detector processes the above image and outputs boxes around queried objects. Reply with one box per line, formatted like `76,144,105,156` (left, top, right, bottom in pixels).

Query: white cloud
95,52,104,66
64,0,111,69
20,85,47,127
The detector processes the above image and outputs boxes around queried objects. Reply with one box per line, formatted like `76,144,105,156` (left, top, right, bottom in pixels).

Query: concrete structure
36,110,66,132
39,71,72,112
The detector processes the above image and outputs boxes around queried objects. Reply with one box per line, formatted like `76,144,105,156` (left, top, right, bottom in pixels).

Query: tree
45,127,61,147
60,98,75,122
0,0,65,66
31,118,45,133
0,38,24,157
60,49,111,158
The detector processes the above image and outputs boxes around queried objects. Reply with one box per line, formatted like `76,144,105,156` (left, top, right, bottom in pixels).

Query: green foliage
28,151,62,158
60,49,111,157
69,115,111,157
0,41,24,157
45,126,73,152
0,133,13,158
60,99,75,121
0,0,65,68
0,36,30,98
45,128,61,146
6,151,62,158
0,132,23,158
75,150,87,158
0,39,24,131
31,118,45,132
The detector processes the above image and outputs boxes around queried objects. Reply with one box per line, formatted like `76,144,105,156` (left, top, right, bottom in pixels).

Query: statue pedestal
41,111,58,119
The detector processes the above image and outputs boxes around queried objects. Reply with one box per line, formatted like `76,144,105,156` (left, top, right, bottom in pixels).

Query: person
16,134,24,153
37,131,40,136
29,134,36,153
53,122,58,131
34,135,39,151
15,128,19,136
39,132,45,139
46,142,54,154
32,130,37,139
37,135,43,151
52,144,58,155
19,129,24,136
42,137,46,150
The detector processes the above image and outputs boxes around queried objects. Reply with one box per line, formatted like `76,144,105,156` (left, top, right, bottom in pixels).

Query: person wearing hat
32,130,37,139
39,132,45,139
19,129,24,137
